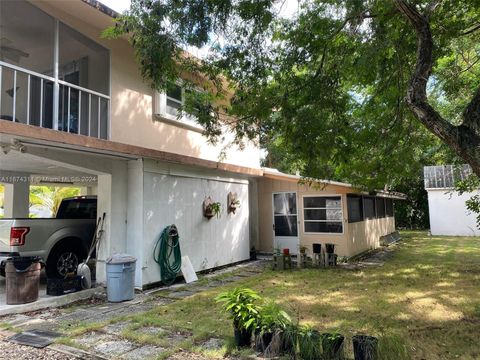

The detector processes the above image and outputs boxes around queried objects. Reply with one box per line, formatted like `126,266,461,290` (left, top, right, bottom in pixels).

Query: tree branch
393,0,480,176
462,23,480,36
463,87,480,136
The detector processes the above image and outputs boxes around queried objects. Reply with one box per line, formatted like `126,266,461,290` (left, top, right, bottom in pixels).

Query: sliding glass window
303,196,343,234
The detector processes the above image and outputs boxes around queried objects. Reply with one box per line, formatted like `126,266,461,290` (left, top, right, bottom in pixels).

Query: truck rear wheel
46,242,85,278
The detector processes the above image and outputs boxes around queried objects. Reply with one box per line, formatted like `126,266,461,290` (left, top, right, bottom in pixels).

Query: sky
98,0,299,18
99,0,130,13
98,0,299,58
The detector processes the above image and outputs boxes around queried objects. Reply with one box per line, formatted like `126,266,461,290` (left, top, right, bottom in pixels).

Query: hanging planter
227,192,240,214
203,197,222,219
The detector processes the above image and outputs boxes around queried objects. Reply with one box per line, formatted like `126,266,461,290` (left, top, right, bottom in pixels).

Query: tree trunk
393,0,480,177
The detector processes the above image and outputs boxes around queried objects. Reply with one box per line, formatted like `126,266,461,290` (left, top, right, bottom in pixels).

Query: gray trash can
106,254,136,302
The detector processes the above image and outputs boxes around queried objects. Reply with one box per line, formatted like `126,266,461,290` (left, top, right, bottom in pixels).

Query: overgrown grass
63,232,480,359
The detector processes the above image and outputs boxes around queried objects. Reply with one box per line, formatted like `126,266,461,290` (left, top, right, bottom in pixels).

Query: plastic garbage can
106,254,136,302
5,256,42,305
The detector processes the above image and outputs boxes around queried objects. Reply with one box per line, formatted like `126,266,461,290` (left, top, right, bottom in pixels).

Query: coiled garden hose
153,224,182,285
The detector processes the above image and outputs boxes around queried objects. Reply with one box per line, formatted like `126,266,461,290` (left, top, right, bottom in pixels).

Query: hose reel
153,224,182,285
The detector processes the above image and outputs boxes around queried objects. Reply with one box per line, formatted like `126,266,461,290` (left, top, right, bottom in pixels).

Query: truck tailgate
0,220,14,253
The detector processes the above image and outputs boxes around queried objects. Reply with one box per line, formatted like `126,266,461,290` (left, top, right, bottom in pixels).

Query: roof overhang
0,121,263,177
262,168,407,200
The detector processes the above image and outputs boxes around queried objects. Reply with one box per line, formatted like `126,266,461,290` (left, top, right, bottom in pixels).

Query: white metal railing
0,61,110,140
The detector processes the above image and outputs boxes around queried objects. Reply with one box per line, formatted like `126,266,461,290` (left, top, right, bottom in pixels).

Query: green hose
153,224,182,285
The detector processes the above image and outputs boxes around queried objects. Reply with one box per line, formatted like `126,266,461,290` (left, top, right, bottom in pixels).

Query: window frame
385,198,394,217
302,195,344,235
272,191,299,238
362,196,376,220
375,197,386,218
347,194,364,223
156,82,203,132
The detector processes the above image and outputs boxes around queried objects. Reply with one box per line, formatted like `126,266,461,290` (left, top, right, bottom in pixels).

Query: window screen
166,83,183,117
363,197,376,219
347,195,363,223
303,196,343,233
386,199,394,217
376,197,386,218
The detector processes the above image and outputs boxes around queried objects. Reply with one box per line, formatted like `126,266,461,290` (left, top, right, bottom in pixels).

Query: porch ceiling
0,151,91,177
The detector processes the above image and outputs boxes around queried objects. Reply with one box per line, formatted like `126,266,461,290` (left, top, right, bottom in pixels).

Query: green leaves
105,0,480,192
215,288,261,330
215,288,293,333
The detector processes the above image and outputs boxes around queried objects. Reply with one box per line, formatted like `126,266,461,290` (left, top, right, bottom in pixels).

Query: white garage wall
142,161,250,286
427,189,479,236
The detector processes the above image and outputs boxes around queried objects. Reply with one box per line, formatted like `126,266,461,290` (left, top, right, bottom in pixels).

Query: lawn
66,232,480,359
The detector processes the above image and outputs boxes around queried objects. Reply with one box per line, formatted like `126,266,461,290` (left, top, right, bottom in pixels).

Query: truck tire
46,242,86,278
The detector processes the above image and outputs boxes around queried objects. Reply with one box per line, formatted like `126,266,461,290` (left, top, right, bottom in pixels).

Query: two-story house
0,0,402,289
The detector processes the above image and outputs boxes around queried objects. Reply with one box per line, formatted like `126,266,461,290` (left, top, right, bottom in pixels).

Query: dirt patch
166,331,193,345
167,352,209,360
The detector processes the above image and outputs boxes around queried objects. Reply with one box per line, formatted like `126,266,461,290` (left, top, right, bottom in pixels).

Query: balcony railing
0,61,109,140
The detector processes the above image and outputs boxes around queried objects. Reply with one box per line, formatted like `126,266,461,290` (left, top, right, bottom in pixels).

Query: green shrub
215,288,261,331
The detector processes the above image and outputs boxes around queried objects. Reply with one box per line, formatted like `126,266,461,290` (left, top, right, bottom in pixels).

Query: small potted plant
280,323,300,356
227,192,240,214
273,248,285,270
255,301,291,353
297,325,321,360
215,288,261,347
298,245,308,268
320,332,345,359
203,197,222,219
299,245,308,255
352,334,378,360
250,246,257,260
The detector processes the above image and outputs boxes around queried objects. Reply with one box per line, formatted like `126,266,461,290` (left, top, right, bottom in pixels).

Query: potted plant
280,323,300,356
297,325,321,360
250,246,257,260
272,247,285,270
320,332,345,359
299,245,308,255
215,288,261,347
352,334,378,360
255,301,291,353
227,192,240,214
298,245,308,268
203,197,222,219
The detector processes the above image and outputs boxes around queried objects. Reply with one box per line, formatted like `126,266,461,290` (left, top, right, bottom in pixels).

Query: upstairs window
303,196,343,234
166,83,183,117
154,83,201,130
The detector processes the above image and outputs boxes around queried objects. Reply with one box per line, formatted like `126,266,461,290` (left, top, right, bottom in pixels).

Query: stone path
339,243,399,270
0,260,267,359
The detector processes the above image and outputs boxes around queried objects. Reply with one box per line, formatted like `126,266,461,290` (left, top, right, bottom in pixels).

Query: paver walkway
0,260,268,359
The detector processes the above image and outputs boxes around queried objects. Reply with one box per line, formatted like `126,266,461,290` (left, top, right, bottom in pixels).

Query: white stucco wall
141,160,250,286
427,189,479,236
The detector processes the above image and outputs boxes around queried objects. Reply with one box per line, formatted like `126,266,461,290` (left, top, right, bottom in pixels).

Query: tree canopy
104,0,480,191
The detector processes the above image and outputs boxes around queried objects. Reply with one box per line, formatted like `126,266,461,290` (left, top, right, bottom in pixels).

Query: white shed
424,165,479,237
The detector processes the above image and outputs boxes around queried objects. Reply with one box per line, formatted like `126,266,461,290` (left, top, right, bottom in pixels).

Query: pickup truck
0,196,97,278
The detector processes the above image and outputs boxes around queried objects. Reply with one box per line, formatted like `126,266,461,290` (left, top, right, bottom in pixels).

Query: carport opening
29,185,83,218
